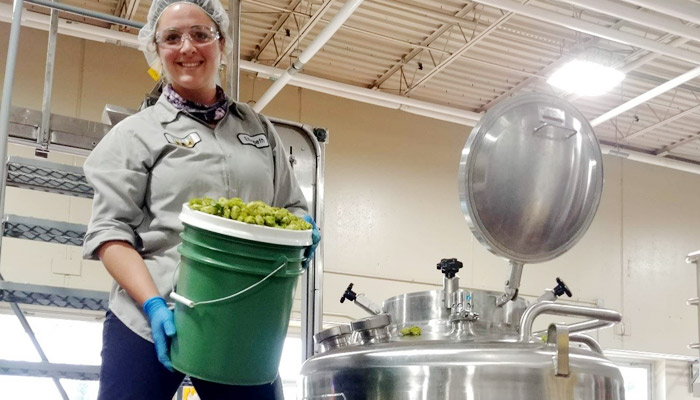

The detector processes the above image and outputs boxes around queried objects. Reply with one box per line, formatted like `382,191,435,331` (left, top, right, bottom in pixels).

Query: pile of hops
188,197,312,231
399,326,422,336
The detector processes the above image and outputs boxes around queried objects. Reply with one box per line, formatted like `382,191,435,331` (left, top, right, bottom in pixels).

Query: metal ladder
0,155,107,383
687,250,700,397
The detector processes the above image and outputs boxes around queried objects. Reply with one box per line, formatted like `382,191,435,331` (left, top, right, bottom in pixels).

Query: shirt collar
153,93,245,125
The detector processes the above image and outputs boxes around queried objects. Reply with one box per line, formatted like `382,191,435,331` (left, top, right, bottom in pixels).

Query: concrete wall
1,23,699,398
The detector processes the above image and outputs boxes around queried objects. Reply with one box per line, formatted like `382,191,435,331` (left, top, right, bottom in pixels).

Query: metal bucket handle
169,256,288,308
518,301,621,342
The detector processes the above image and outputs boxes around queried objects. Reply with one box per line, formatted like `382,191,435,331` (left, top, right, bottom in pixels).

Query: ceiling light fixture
547,59,625,96
547,47,625,96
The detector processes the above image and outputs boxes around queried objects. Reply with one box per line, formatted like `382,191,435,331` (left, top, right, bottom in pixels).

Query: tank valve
449,293,479,339
438,258,463,309
340,283,382,315
536,277,573,303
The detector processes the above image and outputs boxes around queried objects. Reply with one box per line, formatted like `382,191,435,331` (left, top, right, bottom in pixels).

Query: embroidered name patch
237,133,269,149
164,132,201,148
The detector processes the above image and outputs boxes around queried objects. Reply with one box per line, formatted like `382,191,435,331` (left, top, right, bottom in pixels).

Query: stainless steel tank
299,93,624,400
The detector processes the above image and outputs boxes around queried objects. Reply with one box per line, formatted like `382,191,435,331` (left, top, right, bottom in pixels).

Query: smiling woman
154,4,224,104
81,0,320,398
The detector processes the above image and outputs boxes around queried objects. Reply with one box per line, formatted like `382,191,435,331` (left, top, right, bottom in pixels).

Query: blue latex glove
143,296,176,372
303,215,321,268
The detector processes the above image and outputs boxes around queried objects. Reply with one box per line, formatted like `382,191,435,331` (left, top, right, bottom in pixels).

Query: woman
82,0,319,398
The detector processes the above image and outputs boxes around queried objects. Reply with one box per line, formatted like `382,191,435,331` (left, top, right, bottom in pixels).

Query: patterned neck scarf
163,84,228,124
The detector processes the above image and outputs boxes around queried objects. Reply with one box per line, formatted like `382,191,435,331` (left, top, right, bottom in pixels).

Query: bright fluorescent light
547,60,625,96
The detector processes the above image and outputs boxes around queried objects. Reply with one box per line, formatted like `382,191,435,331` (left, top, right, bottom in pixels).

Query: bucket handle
169,257,288,308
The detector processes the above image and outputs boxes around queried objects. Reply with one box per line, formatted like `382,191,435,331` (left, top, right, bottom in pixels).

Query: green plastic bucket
169,204,310,385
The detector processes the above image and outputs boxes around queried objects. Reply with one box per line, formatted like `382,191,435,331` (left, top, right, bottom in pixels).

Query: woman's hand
302,215,321,268
143,296,177,371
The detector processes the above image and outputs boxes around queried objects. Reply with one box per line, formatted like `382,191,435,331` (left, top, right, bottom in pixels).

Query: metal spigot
449,293,480,339
449,293,480,322
536,277,573,303
340,283,382,315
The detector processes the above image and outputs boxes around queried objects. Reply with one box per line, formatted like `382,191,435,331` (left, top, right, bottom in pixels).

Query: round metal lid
350,314,391,332
314,324,352,344
459,93,603,264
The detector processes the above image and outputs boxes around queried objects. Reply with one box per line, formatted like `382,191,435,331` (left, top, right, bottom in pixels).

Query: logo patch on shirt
237,133,269,149
164,132,201,148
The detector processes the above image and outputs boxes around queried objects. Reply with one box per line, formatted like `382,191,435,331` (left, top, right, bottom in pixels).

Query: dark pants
98,311,284,400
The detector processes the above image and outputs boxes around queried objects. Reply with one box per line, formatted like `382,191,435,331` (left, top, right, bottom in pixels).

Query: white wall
1,23,699,398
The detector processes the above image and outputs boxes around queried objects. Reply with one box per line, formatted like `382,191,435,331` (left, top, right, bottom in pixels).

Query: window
1,313,305,399
616,360,652,400
0,313,101,399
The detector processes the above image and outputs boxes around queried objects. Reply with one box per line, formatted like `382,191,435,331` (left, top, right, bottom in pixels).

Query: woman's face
156,3,224,103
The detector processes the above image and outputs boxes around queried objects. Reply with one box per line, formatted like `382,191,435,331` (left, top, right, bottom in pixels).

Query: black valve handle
437,258,463,279
340,283,357,303
553,277,572,298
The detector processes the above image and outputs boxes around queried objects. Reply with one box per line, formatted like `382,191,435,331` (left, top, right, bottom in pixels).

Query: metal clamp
519,301,621,342
547,323,570,377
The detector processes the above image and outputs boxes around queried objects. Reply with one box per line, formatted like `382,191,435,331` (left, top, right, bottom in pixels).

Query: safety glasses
155,25,220,48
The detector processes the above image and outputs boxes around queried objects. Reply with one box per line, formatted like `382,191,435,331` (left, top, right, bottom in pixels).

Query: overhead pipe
590,66,700,127
0,2,141,48
563,0,700,44
618,0,700,27
601,144,700,175
272,0,337,67
471,0,700,66
252,0,365,112
24,0,142,28
622,103,700,142
244,60,482,123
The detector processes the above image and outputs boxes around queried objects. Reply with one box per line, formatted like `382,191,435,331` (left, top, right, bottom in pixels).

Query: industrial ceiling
7,0,700,166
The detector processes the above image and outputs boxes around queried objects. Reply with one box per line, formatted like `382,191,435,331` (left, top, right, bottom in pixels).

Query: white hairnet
138,0,233,70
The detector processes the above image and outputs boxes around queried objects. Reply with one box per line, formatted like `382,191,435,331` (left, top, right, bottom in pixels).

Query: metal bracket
547,323,570,377
497,260,523,307
689,360,700,395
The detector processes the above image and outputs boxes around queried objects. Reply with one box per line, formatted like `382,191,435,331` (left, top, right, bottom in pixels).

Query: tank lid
351,314,391,331
314,324,352,344
458,93,603,264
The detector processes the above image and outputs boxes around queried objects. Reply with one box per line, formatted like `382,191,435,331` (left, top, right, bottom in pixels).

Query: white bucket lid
179,203,312,247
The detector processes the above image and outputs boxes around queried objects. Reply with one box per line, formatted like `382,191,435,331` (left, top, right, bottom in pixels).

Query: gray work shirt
83,94,308,342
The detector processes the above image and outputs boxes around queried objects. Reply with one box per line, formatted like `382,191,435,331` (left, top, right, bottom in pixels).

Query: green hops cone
188,196,312,231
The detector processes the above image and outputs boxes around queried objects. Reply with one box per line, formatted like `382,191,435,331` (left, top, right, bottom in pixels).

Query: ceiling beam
471,0,700,65
563,0,700,43
655,133,700,157
369,2,476,90
403,1,532,95
249,0,303,62
117,0,141,20
272,0,337,67
591,66,700,127
622,103,700,142
618,0,700,27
